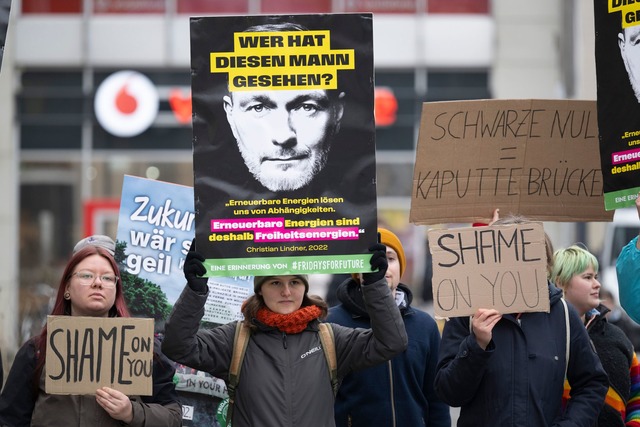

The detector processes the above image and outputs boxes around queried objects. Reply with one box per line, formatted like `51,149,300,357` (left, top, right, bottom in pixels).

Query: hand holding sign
362,243,388,285
184,239,208,293
471,308,502,350
96,386,134,423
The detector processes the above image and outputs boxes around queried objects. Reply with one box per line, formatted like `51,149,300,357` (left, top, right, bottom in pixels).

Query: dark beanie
254,275,309,293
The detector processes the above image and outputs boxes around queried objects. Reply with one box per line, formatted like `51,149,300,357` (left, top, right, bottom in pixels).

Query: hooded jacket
327,278,450,427
435,283,608,427
0,337,182,427
162,275,407,427
617,236,640,324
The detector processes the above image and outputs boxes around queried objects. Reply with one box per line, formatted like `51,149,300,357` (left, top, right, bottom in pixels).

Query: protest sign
116,175,253,324
116,175,196,311
428,223,549,318
410,99,613,225
190,14,377,277
116,175,248,425
594,0,640,209
45,316,153,395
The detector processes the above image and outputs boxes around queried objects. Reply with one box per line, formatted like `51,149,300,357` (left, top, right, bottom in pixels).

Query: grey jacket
162,277,408,427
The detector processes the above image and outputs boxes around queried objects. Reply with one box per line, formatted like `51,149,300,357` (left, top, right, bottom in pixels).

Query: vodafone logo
94,71,159,137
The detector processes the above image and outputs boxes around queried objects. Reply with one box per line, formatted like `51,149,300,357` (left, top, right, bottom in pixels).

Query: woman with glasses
0,244,182,427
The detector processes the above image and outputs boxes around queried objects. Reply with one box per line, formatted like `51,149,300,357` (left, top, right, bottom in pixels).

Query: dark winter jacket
0,337,182,427
581,304,639,426
435,283,608,427
327,279,450,427
162,276,408,427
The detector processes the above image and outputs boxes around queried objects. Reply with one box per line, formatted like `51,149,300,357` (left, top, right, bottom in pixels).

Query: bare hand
472,308,502,350
488,208,500,226
95,387,133,424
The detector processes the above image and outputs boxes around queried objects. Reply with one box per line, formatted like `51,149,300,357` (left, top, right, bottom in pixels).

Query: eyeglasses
71,271,119,288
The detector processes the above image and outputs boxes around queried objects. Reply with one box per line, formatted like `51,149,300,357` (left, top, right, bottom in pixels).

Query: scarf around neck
256,305,322,334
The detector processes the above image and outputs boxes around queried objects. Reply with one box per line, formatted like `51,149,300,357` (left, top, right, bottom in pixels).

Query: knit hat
73,235,116,256
254,275,309,294
378,227,406,279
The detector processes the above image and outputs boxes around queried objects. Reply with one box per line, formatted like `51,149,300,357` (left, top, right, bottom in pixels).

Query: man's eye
300,103,318,112
247,104,265,113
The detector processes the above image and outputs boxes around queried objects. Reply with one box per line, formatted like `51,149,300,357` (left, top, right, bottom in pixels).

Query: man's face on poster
619,24,640,103
223,89,345,192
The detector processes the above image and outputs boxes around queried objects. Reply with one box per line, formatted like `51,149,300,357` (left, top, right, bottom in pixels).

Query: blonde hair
551,245,599,290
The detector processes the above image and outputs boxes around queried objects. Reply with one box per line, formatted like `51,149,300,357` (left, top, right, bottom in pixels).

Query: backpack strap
227,321,251,423
560,297,570,377
318,322,339,397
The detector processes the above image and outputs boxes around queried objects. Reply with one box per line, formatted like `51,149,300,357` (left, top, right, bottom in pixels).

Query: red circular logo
94,71,159,137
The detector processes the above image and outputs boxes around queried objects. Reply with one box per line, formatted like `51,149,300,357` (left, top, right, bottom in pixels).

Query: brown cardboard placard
428,223,549,318
45,316,154,396
411,99,614,225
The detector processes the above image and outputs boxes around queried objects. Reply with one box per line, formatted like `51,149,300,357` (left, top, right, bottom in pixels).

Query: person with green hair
552,245,640,426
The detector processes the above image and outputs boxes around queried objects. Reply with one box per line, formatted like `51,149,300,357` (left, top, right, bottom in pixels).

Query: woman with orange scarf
162,242,407,427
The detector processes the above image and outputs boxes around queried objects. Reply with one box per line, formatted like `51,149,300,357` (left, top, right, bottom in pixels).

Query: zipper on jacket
282,332,288,349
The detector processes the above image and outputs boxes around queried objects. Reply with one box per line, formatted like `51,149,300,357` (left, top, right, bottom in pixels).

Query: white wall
14,14,494,69
491,0,564,98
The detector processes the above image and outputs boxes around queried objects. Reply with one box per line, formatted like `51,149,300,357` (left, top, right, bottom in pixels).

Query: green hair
551,245,599,289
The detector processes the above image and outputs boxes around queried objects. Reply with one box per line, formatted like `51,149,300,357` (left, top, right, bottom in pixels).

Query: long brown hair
33,246,130,390
240,291,328,332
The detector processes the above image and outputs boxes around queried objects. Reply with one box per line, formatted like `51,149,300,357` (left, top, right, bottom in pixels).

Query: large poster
594,0,640,209
116,175,253,324
116,175,251,426
190,14,377,277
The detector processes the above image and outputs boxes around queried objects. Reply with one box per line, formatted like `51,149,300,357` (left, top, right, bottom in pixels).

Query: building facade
1,0,590,378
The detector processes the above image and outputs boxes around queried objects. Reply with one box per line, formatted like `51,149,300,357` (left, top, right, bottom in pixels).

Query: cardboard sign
190,14,378,277
428,223,549,318
45,316,154,396
410,99,613,225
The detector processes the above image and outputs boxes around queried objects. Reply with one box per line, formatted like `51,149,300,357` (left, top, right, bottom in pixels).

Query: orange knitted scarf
256,305,322,334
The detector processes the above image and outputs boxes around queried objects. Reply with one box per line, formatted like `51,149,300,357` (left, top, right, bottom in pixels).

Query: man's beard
629,74,640,103
240,147,330,192
623,55,640,103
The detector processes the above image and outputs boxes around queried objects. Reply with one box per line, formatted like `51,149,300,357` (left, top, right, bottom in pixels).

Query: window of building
19,71,84,150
